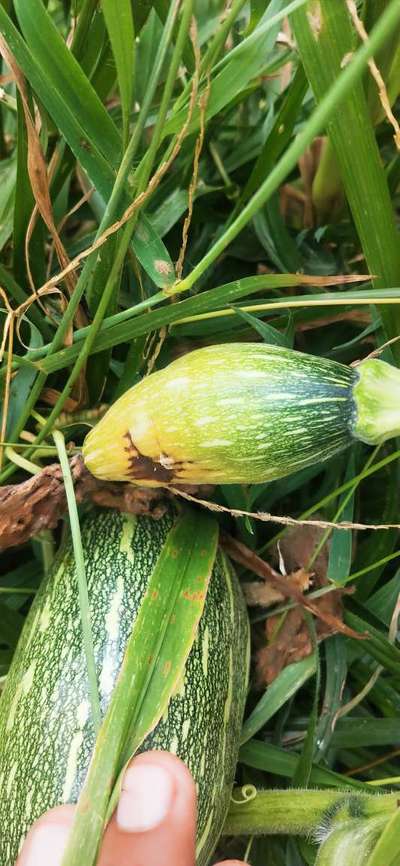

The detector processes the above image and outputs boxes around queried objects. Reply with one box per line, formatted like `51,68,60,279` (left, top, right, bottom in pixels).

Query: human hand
17,750,247,866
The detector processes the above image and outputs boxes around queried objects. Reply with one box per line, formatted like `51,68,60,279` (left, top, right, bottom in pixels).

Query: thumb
99,750,196,866
17,751,196,866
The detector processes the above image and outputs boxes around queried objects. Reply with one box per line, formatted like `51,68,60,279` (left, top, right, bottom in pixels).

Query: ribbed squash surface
0,508,249,866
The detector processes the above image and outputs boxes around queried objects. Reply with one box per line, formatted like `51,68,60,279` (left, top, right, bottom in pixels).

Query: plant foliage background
2,0,400,863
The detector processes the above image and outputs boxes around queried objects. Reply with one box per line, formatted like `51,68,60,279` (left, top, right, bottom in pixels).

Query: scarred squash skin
83,343,358,486
83,344,400,488
0,509,250,866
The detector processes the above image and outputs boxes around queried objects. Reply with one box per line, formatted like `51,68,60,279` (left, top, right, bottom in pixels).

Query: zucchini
83,343,400,487
0,508,249,866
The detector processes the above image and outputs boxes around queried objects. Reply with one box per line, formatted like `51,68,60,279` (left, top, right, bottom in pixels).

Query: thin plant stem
52,430,101,733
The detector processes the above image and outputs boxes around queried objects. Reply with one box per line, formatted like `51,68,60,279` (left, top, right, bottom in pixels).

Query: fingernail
117,763,174,833
21,823,69,866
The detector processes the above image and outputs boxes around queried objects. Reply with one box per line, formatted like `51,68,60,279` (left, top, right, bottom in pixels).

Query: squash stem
223,788,399,838
354,359,400,444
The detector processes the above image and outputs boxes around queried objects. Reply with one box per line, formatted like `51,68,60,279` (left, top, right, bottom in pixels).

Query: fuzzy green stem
223,788,399,838
316,817,388,866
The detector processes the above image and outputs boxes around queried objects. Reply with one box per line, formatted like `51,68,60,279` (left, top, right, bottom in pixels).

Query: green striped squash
0,508,249,866
84,343,400,488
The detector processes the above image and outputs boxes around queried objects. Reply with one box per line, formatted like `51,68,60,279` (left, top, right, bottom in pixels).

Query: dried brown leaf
256,584,345,685
272,523,329,585
244,568,310,607
257,608,311,685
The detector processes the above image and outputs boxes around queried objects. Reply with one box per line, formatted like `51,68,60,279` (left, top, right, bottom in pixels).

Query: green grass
1,1,400,864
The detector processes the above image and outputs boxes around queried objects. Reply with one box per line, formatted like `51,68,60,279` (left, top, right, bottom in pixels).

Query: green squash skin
0,509,250,866
83,343,360,486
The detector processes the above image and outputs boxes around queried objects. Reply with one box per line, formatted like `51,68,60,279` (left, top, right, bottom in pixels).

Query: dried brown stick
0,456,168,551
220,533,366,641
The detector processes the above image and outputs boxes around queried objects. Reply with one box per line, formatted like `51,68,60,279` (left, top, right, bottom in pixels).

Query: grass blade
30,286,400,375
101,0,135,151
52,430,102,732
239,739,372,790
292,0,400,359
293,620,320,786
3,0,174,286
174,0,400,294
241,654,316,744
366,809,400,866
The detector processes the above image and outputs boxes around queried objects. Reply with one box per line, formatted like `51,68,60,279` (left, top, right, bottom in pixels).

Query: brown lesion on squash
123,432,203,485
123,431,177,482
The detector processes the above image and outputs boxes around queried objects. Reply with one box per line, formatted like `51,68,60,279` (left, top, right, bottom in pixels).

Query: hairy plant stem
223,788,399,838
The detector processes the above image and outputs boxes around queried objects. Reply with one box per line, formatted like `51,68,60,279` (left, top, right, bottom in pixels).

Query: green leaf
292,0,400,361
327,452,356,585
101,0,135,150
0,264,52,340
232,306,291,347
135,9,163,105
241,654,316,744
239,739,370,790
0,561,40,612
120,212,175,290
0,152,15,252
247,0,268,34
364,0,400,125
0,320,43,438
13,92,45,288
0,602,25,650
69,0,99,63
366,570,400,626
354,459,400,600
231,64,307,215
5,0,174,288
175,0,400,295
331,717,400,750
344,600,400,674
366,809,400,866
29,284,400,375
315,636,347,758
293,618,320,787
164,0,285,137
253,197,303,273
80,179,176,312
14,0,121,167
53,430,102,732
61,508,218,866
130,0,153,34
